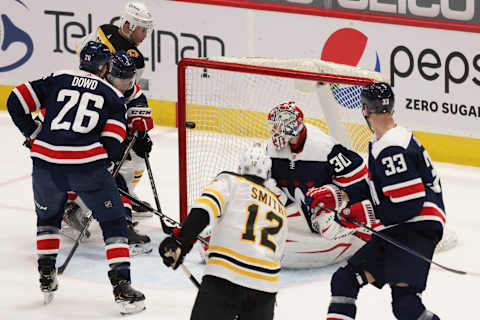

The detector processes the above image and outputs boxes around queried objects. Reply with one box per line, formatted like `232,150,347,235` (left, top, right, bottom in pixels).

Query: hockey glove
159,236,187,270
338,200,376,229
305,184,347,214
127,107,154,137
132,134,153,159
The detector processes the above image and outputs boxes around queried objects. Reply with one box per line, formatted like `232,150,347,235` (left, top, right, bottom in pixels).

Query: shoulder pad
371,126,412,159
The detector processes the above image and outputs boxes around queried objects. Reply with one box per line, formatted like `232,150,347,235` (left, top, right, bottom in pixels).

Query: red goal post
177,57,388,222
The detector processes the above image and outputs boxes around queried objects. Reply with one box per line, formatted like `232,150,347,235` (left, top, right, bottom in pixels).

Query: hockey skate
132,199,153,218
108,270,145,315
38,258,58,305
128,221,152,256
61,203,91,242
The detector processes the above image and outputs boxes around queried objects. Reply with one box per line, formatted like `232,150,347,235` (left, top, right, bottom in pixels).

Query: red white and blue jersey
7,69,127,171
360,125,445,233
267,123,368,229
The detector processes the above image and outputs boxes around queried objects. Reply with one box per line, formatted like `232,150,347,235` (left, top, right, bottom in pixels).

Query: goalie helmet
119,1,154,33
360,82,395,117
107,51,136,92
267,101,304,138
238,143,272,180
79,41,112,74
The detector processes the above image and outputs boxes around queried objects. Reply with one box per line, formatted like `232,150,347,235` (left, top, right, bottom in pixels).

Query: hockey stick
322,204,470,276
117,188,209,246
143,154,201,288
58,133,138,275
144,153,172,234
180,264,200,288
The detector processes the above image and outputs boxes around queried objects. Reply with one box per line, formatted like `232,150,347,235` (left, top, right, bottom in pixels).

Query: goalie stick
143,153,201,288
58,132,138,275
322,204,474,276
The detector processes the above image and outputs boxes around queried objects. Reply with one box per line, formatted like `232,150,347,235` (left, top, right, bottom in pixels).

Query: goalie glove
127,107,154,137
305,184,347,214
338,200,376,229
311,209,356,240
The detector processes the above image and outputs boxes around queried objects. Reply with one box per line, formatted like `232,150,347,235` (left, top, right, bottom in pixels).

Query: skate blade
129,243,153,256
118,300,146,315
43,291,55,305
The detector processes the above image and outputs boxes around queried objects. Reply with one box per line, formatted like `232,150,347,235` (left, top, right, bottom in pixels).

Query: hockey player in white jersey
77,1,155,217
159,144,287,320
266,101,376,269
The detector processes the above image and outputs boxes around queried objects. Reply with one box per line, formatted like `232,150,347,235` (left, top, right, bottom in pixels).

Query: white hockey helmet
119,2,154,33
238,143,272,180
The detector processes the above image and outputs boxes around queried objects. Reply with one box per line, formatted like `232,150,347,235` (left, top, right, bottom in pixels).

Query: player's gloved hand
132,134,153,158
271,134,287,151
337,200,376,229
23,138,32,149
159,236,188,270
127,107,154,137
305,184,347,214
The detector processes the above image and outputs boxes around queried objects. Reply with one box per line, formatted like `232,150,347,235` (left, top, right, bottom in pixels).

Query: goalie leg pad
328,264,368,319
391,286,440,320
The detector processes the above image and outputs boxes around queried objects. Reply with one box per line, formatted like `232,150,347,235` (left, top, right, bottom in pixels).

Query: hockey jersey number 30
192,172,288,293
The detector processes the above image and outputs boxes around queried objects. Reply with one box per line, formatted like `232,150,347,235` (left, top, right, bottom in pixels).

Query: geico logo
335,0,474,21
390,45,480,94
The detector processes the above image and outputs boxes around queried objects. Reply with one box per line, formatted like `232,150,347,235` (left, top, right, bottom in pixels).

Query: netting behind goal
177,57,388,222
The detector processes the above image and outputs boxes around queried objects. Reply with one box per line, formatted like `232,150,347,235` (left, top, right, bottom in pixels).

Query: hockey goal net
177,57,456,253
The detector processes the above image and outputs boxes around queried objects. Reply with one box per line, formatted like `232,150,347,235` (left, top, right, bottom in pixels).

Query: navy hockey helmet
360,82,395,117
79,41,112,74
107,51,136,92
109,51,136,79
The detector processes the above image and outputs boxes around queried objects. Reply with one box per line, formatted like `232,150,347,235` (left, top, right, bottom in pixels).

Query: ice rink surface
1,112,479,319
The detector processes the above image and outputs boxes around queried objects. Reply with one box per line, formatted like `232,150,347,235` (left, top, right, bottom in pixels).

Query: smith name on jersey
354,125,446,234
267,123,369,228
191,172,288,293
7,70,127,173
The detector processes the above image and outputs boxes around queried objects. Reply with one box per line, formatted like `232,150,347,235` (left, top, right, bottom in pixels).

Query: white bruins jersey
192,172,288,293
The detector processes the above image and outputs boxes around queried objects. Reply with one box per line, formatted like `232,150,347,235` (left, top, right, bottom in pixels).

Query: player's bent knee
99,216,128,240
391,286,428,320
331,264,367,298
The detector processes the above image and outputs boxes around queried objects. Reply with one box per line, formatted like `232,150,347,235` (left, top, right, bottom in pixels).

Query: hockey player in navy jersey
77,2,155,217
308,83,443,320
6,42,146,314
265,101,372,268
159,143,287,320
62,50,154,254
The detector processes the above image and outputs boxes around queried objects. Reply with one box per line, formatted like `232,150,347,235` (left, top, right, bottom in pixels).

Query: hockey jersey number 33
192,172,288,293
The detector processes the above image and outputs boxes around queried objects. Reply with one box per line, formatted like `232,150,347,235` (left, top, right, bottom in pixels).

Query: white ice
1,112,479,319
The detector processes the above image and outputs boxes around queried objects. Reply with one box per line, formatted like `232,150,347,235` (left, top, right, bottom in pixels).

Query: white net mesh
180,57,388,218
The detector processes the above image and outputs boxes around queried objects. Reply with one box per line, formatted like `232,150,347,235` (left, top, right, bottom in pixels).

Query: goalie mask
267,101,304,150
238,143,272,180
119,1,154,34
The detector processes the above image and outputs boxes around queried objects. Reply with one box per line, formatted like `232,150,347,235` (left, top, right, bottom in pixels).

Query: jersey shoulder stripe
371,125,412,159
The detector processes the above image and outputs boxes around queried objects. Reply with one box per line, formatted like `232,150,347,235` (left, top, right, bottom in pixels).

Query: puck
185,121,196,129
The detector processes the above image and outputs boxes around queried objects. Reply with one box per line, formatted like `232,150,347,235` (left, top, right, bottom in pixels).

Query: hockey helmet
107,51,136,92
119,1,154,33
238,143,272,180
79,41,112,74
267,101,305,138
360,82,395,117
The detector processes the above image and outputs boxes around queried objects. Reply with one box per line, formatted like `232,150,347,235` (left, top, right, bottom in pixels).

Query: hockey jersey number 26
192,172,288,293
